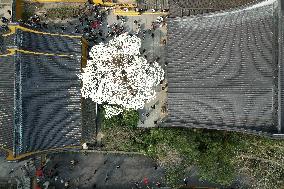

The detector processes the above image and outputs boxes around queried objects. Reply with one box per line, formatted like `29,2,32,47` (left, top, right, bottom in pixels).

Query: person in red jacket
143,177,149,185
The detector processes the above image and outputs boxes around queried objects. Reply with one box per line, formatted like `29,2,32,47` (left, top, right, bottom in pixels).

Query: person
151,33,155,38
43,181,50,189
104,174,109,182
143,177,149,185
156,181,161,188
103,159,107,164
53,163,59,169
64,181,69,188
183,178,188,186
70,159,76,165
154,164,158,169
134,181,140,189
1,17,8,23
8,169,14,174
41,22,47,29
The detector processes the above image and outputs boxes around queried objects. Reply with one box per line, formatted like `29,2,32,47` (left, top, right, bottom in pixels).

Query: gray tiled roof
0,55,15,151
0,27,84,156
0,35,4,53
17,52,82,155
166,0,280,134
16,30,82,55
3,33,16,49
169,0,264,17
278,2,284,134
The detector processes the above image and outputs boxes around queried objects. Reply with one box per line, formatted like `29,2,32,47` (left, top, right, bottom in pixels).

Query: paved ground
0,0,12,26
105,11,168,128
40,152,166,189
0,151,35,189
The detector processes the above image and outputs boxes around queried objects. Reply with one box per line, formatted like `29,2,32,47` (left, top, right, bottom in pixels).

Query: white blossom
104,105,124,118
79,33,164,118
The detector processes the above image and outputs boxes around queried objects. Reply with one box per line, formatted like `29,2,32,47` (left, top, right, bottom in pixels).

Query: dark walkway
42,152,166,189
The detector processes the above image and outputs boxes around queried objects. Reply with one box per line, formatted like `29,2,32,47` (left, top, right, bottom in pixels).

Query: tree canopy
79,34,164,118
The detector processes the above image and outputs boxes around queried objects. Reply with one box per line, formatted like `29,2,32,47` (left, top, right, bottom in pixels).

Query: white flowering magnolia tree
79,33,164,118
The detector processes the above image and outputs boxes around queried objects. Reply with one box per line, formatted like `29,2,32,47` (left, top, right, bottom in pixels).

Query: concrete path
0,151,34,189
41,152,166,189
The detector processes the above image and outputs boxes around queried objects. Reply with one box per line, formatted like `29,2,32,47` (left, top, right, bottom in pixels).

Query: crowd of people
1,2,168,47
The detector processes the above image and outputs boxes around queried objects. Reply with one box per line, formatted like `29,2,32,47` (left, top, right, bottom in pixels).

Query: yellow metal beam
81,38,88,68
115,3,136,8
12,49,73,57
1,146,82,161
0,48,75,57
0,148,14,161
142,12,168,15
113,9,168,16
93,1,115,6
113,10,140,16
31,0,87,2
93,0,102,4
0,49,16,57
3,25,81,39
2,25,17,37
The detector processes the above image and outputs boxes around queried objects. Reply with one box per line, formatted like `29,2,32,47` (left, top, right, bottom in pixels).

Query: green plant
101,108,139,129
100,110,284,188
